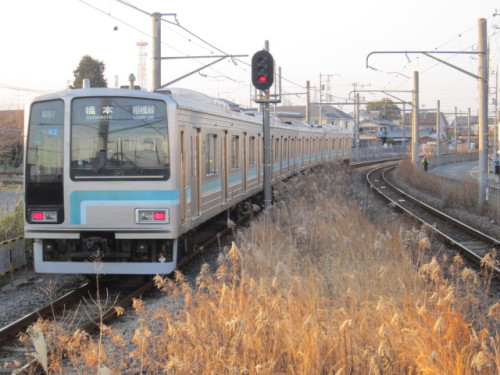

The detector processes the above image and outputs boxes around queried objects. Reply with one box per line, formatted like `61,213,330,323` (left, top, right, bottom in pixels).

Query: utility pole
150,12,246,91
412,71,419,166
494,65,500,164
436,100,441,156
478,18,488,204
152,12,162,90
467,108,471,151
402,102,406,153
495,68,499,163
355,93,360,150
367,18,490,205
306,80,311,122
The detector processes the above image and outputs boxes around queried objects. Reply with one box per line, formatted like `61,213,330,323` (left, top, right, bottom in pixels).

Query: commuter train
24,86,352,274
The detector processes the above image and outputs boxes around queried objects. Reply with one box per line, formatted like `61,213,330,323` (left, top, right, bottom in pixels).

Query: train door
223,131,229,203
180,130,187,223
243,133,247,193
192,129,202,217
285,138,289,173
258,134,262,185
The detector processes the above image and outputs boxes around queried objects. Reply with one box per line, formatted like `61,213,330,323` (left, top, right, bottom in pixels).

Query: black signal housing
251,50,274,91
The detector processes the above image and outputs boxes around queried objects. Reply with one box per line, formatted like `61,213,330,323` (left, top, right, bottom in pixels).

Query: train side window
249,136,256,166
274,138,280,162
231,135,240,169
205,133,217,175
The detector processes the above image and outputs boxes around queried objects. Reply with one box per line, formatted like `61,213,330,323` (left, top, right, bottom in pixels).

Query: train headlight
31,210,58,222
135,209,169,224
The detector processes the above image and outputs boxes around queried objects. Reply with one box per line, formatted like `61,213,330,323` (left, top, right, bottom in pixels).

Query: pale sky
2,0,500,117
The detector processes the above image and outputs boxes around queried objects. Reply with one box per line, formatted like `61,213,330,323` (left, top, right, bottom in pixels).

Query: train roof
28,87,349,134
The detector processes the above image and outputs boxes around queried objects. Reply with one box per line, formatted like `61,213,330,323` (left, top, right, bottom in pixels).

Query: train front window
26,100,64,183
71,97,169,180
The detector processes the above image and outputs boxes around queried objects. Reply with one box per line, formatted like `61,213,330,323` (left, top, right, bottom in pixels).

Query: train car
24,86,351,274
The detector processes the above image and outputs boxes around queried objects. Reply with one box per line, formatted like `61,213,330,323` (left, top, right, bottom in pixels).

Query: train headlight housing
30,210,58,223
135,209,169,224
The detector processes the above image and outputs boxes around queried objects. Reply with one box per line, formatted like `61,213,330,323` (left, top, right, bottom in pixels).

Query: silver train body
24,87,352,274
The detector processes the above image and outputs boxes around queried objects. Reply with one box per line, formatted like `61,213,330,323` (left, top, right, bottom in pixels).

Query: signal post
251,43,280,212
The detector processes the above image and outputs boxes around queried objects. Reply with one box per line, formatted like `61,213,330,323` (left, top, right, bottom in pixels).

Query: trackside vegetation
0,193,23,242
9,163,500,374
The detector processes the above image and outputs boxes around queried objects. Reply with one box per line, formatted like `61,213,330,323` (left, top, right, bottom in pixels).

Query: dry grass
396,159,500,222
0,192,24,242
14,163,499,374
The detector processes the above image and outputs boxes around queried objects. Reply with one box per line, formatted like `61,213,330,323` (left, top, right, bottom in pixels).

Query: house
402,111,449,137
277,105,354,131
449,115,495,138
357,117,437,147
358,119,397,135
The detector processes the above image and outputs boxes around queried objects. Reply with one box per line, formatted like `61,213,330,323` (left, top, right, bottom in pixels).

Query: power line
0,83,48,94
78,0,150,38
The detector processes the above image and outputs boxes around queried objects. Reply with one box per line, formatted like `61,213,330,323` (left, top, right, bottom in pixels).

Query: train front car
24,88,180,274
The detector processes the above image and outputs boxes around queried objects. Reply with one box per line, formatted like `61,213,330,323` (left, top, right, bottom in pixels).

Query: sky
1,0,500,117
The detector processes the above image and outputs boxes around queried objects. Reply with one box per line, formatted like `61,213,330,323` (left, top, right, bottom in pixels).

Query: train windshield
70,97,169,180
26,100,65,183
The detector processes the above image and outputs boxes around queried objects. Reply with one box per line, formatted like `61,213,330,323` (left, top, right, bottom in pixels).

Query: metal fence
428,152,479,167
351,145,408,162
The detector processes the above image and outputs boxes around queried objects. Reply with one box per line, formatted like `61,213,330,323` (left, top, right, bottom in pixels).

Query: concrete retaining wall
428,152,479,167
0,237,25,275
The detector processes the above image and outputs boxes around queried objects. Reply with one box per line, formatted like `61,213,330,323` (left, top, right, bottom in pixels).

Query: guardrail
0,237,26,287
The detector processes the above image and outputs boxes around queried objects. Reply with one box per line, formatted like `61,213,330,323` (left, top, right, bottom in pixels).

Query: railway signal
251,50,274,91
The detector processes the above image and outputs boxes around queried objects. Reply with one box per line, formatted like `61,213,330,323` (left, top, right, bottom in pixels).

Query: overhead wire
81,0,318,99
0,83,49,94
389,14,498,91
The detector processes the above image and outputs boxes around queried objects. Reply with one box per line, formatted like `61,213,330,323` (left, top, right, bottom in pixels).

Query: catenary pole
478,18,488,204
402,102,406,153
306,81,311,122
468,108,471,151
436,100,441,156
455,106,458,148
412,71,419,166
152,12,162,90
355,93,360,150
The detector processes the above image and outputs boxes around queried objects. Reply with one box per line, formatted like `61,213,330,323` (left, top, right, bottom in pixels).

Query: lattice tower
136,41,148,89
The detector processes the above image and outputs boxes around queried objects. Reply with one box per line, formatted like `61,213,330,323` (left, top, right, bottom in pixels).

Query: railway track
367,163,500,276
1,206,242,374
1,277,155,374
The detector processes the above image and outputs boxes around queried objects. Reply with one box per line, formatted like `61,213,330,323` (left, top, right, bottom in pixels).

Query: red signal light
154,211,166,221
32,212,44,220
251,50,274,90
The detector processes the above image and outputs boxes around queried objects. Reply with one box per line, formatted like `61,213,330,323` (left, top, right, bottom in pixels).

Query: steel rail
367,164,500,275
0,282,91,344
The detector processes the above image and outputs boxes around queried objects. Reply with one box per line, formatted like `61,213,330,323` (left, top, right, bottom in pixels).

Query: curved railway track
367,163,500,276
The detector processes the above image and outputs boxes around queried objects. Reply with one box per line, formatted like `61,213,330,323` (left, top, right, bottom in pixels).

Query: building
276,105,354,131
449,115,496,138
402,111,449,137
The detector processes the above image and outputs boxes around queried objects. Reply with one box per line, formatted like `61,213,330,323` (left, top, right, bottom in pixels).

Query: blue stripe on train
70,190,179,225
